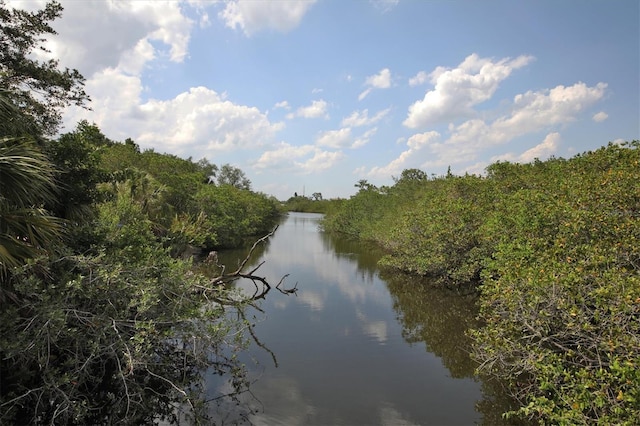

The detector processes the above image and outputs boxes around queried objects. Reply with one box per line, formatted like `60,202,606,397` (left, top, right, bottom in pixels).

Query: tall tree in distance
0,0,89,136
216,163,252,190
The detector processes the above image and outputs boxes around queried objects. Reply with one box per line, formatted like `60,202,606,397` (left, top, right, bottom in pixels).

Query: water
206,212,511,425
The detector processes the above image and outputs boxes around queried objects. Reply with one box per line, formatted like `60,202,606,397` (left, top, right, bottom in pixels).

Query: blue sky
13,0,639,199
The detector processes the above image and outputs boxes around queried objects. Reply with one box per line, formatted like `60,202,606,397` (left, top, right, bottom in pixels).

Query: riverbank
321,141,640,424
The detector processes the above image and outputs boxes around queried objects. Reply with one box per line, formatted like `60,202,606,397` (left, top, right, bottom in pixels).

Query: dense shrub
322,141,640,423
473,142,640,424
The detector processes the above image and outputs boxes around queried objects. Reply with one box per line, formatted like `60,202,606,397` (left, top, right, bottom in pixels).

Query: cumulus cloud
254,142,343,173
316,128,352,148
341,108,390,127
66,78,284,157
315,126,378,149
135,87,284,153
518,132,561,162
218,0,316,36
353,127,378,149
274,100,291,110
254,142,315,170
403,53,535,128
359,68,392,100
368,79,606,178
418,82,606,169
592,111,609,122
492,82,608,136
367,131,440,178
286,100,329,119
408,70,429,86
301,149,345,172
21,0,195,77
492,133,561,164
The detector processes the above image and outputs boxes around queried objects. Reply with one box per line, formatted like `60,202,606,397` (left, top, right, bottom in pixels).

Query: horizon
10,0,639,200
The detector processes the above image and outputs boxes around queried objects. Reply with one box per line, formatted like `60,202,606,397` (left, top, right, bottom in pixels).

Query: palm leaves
0,89,61,278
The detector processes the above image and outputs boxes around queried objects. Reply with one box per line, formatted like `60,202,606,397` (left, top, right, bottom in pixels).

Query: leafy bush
323,141,640,423
473,142,640,424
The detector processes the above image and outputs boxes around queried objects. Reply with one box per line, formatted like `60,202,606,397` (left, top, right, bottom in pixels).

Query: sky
10,0,640,200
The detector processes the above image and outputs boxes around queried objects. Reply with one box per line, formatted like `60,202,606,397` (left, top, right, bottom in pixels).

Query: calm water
206,212,512,425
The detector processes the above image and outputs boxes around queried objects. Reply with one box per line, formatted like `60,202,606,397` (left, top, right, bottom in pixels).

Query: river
205,212,514,425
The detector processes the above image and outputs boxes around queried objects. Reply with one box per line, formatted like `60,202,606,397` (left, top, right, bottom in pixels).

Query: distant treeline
321,141,640,425
283,194,342,214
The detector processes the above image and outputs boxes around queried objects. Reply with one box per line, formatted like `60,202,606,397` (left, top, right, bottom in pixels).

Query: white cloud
358,88,373,102
492,82,608,136
32,0,289,165
403,53,535,128
274,100,291,110
316,128,352,148
518,132,561,162
253,142,315,170
353,127,378,149
341,108,390,127
592,111,609,122
136,87,284,153
370,0,400,13
408,70,429,86
30,0,194,77
367,131,440,178
300,149,345,172
66,79,284,157
369,79,606,178
407,130,439,149
422,82,606,168
366,68,392,88
359,68,392,100
219,0,317,36
254,142,343,174
491,132,561,165
286,100,329,119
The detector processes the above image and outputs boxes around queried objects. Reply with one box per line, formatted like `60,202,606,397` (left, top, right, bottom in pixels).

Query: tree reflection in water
382,271,527,425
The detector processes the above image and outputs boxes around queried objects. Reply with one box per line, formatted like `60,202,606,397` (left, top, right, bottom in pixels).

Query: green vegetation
0,2,287,423
282,193,343,214
322,143,640,424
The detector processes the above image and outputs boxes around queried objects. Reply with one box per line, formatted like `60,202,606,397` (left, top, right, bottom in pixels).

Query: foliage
322,141,640,423
0,198,269,424
0,1,89,136
283,195,340,214
378,174,494,291
0,4,288,422
320,181,390,238
69,124,284,251
472,142,640,424
194,184,282,248
0,89,62,279
45,121,105,221
215,163,251,190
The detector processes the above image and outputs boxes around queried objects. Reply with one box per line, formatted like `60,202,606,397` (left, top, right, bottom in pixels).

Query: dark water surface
207,212,510,425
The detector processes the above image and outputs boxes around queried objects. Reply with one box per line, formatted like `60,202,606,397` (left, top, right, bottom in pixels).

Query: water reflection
206,212,516,425
381,271,480,378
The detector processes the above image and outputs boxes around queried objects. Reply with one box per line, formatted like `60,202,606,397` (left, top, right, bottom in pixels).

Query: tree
392,168,428,184
0,89,62,280
312,192,323,201
0,0,89,136
196,157,217,183
354,179,377,192
46,121,107,221
216,163,251,190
